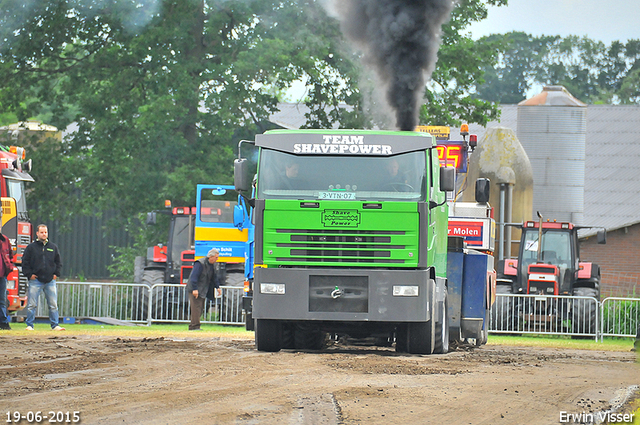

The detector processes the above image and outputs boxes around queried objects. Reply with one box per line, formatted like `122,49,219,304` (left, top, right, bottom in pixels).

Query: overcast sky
467,0,638,45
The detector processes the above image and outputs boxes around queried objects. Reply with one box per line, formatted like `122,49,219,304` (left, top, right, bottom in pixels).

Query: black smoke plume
331,0,454,130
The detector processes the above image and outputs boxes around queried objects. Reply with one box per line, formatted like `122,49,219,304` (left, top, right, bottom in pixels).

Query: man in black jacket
22,224,64,331
185,248,221,330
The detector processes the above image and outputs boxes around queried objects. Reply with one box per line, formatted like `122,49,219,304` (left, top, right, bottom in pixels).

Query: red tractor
493,212,606,336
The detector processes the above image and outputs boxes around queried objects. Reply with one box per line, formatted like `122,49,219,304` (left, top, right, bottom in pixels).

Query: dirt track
0,334,638,425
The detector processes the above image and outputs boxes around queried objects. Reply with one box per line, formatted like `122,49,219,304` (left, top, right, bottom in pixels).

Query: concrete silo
517,86,587,224
462,127,534,259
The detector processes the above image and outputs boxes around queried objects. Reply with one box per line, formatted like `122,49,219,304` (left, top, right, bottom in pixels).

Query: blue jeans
25,279,60,329
0,277,9,325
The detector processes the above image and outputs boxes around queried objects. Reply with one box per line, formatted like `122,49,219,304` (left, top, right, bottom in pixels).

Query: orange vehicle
0,144,34,311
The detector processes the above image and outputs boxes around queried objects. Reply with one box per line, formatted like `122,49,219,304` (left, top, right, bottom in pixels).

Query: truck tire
395,324,409,353
245,309,254,331
571,287,598,339
433,292,449,354
407,319,435,355
255,319,282,352
491,285,519,332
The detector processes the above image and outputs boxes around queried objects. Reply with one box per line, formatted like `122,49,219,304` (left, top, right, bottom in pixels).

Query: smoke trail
330,0,454,130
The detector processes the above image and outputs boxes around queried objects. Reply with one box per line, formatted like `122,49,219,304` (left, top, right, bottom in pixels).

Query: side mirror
146,212,157,225
440,167,455,193
475,178,490,204
233,204,245,230
234,158,251,193
597,229,607,244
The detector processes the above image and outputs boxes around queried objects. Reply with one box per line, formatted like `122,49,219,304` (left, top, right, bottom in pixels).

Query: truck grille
18,275,28,297
271,229,409,265
262,200,420,268
17,234,31,255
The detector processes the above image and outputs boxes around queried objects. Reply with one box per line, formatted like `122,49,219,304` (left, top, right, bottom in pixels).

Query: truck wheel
571,287,598,339
407,319,435,355
255,319,282,352
395,324,409,353
433,293,449,354
245,310,254,331
491,285,519,332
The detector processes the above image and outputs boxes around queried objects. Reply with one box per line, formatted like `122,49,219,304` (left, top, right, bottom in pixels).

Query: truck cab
0,145,34,312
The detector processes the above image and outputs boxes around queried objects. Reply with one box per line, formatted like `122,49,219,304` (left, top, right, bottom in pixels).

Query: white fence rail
601,297,640,339
490,293,639,340
32,281,245,326
29,282,640,340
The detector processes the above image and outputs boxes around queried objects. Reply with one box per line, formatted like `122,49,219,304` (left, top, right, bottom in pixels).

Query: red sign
448,221,483,246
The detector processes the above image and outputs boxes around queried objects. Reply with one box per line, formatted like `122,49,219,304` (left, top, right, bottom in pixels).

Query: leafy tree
474,32,640,104
419,0,507,127
0,0,358,225
0,0,509,230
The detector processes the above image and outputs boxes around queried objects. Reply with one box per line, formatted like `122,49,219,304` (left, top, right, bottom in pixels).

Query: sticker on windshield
525,240,538,251
318,191,356,200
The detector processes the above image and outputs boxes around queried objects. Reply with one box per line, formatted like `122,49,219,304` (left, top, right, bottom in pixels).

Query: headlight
393,285,419,297
260,283,285,295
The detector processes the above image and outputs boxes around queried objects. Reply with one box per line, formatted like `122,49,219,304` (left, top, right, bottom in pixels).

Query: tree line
0,1,638,269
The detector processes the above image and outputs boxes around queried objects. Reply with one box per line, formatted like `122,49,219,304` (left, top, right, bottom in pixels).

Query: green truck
234,129,455,354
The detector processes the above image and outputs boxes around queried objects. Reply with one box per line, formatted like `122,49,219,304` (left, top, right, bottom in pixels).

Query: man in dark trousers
0,210,14,330
186,248,221,330
22,224,64,331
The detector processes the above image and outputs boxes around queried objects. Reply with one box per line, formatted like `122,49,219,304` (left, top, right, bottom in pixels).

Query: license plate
318,191,356,200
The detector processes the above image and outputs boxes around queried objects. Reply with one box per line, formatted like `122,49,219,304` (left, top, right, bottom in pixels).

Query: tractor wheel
433,291,449,354
491,285,519,332
131,268,163,321
133,256,145,284
571,287,598,339
255,319,282,352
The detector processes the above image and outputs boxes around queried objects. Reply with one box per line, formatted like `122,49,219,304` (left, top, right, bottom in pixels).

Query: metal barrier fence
601,297,640,339
490,293,640,340
33,281,245,326
489,294,599,338
28,282,640,339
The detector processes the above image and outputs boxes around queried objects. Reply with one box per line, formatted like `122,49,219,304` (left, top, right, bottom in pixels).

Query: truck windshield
6,179,27,214
257,149,427,201
170,216,192,267
522,229,572,268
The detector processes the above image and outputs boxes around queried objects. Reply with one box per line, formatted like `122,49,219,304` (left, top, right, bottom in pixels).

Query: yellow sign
1,197,16,226
415,126,450,141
